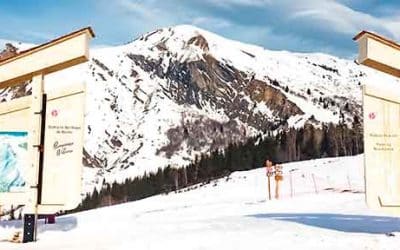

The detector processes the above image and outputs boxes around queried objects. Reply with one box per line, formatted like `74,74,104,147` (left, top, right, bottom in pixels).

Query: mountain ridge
0,25,399,192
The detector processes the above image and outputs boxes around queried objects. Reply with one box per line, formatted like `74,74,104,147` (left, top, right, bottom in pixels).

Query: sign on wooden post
0,27,94,242
354,31,400,215
265,160,273,200
274,164,283,199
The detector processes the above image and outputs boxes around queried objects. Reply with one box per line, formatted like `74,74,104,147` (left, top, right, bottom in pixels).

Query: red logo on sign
51,110,58,117
368,112,376,120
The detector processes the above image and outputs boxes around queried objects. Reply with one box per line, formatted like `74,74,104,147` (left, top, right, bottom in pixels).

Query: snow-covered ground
1,155,400,249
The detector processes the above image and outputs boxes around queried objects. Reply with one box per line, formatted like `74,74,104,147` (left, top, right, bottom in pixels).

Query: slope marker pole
312,174,318,194
268,176,271,200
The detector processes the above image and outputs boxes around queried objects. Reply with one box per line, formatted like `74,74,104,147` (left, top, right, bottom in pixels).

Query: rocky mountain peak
187,33,209,52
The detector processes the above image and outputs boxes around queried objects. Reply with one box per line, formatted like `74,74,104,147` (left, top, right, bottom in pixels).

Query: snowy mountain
2,155,400,249
1,25,399,192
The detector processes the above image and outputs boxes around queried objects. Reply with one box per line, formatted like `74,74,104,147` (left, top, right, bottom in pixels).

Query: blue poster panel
0,131,28,192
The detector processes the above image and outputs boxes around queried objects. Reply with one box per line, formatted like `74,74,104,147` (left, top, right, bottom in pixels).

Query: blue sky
1,0,400,58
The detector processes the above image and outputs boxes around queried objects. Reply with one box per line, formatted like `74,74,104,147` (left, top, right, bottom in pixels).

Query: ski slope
1,155,400,249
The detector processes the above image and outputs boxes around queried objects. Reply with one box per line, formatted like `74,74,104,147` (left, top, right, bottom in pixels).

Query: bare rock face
247,79,303,118
157,116,246,159
187,34,209,52
83,148,103,168
128,51,302,131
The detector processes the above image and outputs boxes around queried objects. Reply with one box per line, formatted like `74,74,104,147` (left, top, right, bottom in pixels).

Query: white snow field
1,155,400,250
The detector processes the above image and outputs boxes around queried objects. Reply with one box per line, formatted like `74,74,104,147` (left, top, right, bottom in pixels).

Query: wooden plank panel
40,88,85,210
363,85,400,215
0,28,93,89
0,96,31,116
364,85,400,104
0,95,31,133
0,84,85,207
0,192,28,206
355,33,400,78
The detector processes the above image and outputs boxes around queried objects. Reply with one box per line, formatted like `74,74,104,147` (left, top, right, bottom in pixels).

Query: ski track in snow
1,155,400,250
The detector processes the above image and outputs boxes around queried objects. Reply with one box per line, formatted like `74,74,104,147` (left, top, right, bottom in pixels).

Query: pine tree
320,125,329,157
327,122,339,157
304,126,319,159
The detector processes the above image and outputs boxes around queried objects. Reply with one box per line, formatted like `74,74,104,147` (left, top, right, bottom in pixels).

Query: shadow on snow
246,213,400,234
0,215,77,233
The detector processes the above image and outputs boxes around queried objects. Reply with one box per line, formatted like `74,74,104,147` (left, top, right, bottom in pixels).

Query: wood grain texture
0,28,93,89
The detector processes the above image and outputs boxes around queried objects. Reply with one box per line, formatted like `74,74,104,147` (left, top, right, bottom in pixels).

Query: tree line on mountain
72,118,363,212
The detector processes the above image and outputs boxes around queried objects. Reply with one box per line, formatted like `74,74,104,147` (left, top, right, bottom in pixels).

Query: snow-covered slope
1,155,400,249
2,25,400,191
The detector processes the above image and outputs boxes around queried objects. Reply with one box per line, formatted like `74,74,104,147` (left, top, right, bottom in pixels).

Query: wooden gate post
23,74,44,243
265,160,273,200
274,165,283,199
289,170,294,198
267,176,271,200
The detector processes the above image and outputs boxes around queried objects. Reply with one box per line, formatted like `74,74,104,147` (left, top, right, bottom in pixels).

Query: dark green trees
72,122,363,213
